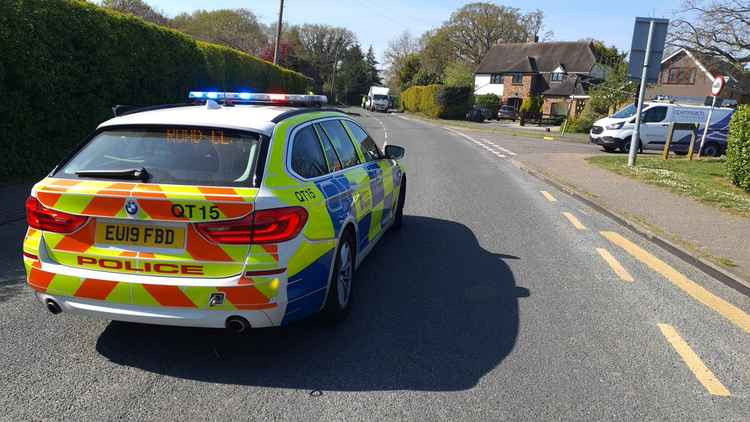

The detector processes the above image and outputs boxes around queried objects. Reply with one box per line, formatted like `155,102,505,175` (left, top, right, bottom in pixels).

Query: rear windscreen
56,127,261,186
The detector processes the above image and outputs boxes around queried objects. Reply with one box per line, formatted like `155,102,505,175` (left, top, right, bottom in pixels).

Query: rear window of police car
56,127,261,186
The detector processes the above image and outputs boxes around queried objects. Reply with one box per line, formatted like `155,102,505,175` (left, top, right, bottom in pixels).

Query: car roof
98,104,339,136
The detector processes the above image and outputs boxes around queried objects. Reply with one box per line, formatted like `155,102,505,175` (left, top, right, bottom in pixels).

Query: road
1,109,749,421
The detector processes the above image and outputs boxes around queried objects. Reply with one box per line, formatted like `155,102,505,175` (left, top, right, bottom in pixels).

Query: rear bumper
24,255,289,328
35,292,278,328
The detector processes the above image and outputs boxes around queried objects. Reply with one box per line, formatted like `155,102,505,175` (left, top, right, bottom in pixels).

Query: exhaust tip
46,299,62,315
226,316,250,334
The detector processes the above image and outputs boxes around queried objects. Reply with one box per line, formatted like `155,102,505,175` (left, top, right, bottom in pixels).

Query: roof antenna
205,99,221,110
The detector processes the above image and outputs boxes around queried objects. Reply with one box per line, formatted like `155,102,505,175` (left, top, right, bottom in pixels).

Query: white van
590,101,735,156
366,86,390,112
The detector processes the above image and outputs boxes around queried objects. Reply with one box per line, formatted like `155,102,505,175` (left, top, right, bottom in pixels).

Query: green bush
727,105,750,192
0,0,313,181
475,94,501,117
519,95,543,115
401,84,473,119
565,102,602,133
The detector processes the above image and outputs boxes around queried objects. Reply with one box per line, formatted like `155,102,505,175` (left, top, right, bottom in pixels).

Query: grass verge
587,155,750,218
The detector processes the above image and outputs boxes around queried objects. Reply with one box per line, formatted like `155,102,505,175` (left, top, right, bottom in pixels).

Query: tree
293,24,355,93
395,53,422,91
101,0,168,25
419,28,458,79
384,31,421,92
171,9,268,57
443,3,549,65
337,44,371,104
384,30,420,69
412,68,442,86
670,0,750,71
365,46,381,85
443,61,475,87
582,39,626,68
588,63,636,115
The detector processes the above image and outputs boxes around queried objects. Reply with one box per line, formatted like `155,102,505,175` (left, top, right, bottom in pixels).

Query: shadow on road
96,215,527,391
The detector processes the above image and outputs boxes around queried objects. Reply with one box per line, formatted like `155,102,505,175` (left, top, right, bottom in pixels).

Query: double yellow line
602,231,750,334
541,189,747,396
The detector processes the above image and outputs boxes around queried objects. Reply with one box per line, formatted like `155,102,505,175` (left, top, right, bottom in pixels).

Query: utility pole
331,48,339,103
272,0,284,65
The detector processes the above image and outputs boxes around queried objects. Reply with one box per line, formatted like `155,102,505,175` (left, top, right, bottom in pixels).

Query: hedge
400,84,473,119
0,0,313,181
727,105,750,192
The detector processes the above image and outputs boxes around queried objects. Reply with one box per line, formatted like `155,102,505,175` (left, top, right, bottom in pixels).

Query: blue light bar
188,91,327,106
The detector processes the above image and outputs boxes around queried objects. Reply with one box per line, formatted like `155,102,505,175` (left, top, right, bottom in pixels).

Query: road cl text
76,256,204,275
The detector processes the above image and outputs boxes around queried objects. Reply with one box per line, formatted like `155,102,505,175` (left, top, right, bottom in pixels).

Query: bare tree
294,24,355,92
443,3,550,65
670,0,750,71
383,30,420,68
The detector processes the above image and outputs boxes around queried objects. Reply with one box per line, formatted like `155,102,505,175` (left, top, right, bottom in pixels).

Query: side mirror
384,144,405,160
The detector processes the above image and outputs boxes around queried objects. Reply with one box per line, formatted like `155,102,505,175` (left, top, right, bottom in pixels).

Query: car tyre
620,137,640,154
391,177,406,230
321,230,355,322
702,143,720,157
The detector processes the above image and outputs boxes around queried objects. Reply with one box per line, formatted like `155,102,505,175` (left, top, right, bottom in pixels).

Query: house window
551,72,564,82
511,73,523,85
665,67,696,84
490,74,503,84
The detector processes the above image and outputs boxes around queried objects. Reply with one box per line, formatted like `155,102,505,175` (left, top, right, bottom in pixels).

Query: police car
23,92,406,332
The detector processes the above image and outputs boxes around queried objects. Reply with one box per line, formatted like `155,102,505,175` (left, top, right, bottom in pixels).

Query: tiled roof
476,41,596,74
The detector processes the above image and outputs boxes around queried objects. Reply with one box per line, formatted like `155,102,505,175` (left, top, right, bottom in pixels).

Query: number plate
95,222,185,249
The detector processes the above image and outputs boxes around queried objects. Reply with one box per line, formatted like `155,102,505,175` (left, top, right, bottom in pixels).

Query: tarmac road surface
0,109,748,421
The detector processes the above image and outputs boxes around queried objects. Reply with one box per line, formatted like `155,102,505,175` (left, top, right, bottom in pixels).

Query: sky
148,0,683,64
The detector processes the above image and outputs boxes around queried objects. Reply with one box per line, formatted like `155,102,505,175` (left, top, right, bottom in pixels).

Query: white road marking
479,138,517,156
444,127,513,160
372,115,388,139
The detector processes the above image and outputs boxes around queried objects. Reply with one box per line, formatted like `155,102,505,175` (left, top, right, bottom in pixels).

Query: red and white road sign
711,76,725,96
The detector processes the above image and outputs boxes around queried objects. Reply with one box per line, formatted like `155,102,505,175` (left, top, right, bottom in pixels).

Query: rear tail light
195,207,308,245
26,196,88,233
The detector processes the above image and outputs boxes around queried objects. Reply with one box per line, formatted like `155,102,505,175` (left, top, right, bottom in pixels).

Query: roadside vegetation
0,0,312,181
726,105,750,192
587,156,750,218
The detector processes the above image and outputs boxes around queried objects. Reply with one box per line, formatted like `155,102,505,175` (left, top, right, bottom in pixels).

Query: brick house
473,41,608,118
647,48,750,104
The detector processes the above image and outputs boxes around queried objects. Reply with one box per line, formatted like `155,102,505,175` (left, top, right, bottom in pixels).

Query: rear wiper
75,167,151,181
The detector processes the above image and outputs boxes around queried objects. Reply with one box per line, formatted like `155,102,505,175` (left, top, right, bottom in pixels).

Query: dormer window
551,65,566,82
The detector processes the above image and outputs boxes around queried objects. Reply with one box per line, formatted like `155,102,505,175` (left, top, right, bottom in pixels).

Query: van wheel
620,137,640,153
702,143,720,157
322,231,355,322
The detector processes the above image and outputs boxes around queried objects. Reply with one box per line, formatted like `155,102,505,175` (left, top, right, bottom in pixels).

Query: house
473,41,609,118
647,48,750,104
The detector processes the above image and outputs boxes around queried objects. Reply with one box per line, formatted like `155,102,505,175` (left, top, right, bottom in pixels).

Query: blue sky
148,0,682,63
